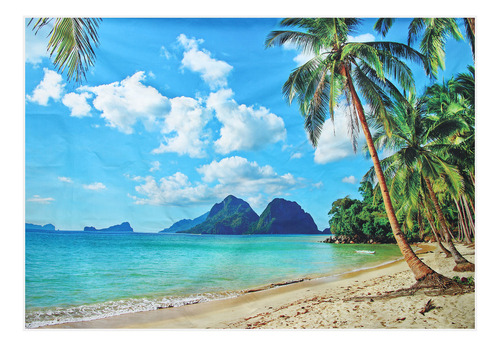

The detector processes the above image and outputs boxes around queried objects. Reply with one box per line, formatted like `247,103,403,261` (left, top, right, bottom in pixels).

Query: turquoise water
25,231,403,328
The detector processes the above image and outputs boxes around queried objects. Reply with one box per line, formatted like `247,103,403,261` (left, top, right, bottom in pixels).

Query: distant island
172,195,328,235
27,196,328,236
83,222,134,233
25,223,56,231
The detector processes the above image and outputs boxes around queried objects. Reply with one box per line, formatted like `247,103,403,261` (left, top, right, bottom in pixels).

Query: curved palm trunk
343,69,436,281
424,177,475,272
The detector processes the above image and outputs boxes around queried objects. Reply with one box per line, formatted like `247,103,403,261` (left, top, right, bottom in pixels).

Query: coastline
41,242,474,329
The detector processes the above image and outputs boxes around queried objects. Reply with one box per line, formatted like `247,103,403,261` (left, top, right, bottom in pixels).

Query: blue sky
25,18,474,232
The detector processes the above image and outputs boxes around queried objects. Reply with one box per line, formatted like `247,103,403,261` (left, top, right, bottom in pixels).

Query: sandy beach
44,242,475,329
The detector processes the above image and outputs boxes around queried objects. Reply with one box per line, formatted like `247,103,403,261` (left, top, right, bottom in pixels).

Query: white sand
45,242,474,329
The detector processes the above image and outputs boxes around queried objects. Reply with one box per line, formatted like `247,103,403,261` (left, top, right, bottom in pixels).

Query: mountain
25,223,56,231
83,222,134,233
181,195,259,235
250,198,320,234
159,212,209,233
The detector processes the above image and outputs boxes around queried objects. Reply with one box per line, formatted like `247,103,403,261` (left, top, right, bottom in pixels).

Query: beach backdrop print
25,18,474,328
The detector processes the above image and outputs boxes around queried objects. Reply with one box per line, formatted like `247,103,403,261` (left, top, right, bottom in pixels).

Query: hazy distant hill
181,195,259,235
159,212,209,233
83,222,134,232
25,223,56,231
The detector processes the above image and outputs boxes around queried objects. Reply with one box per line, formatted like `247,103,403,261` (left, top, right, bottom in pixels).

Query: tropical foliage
327,182,398,243
27,18,102,83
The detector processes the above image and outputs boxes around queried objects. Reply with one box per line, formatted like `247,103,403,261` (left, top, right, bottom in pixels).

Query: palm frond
28,17,102,83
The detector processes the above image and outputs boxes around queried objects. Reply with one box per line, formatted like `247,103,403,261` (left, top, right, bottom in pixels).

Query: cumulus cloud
152,96,210,158
342,175,357,184
131,172,212,206
82,71,170,134
207,89,286,154
62,92,92,117
131,156,300,206
26,68,65,105
83,182,106,191
290,152,303,159
312,100,369,164
177,34,233,89
58,176,73,183
197,156,298,197
27,195,54,204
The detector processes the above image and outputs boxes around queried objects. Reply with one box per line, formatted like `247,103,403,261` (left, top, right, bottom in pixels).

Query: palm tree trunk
462,195,475,241
342,68,436,281
424,209,452,257
424,177,475,272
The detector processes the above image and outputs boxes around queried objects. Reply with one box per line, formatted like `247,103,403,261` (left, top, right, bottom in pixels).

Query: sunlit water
25,230,403,328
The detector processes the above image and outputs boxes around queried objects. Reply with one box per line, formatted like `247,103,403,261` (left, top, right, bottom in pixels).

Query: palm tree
366,92,474,271
265,18,450,285
425,69,475,243
374,18,474,78
27,18,102,83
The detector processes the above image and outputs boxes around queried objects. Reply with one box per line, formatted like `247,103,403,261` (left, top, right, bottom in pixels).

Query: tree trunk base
453,262,475,272
348,272,473,302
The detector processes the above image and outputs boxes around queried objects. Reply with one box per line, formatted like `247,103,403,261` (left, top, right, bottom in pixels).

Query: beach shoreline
40,242,474,329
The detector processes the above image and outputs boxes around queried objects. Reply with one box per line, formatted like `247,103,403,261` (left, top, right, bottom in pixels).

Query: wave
25,291,242,329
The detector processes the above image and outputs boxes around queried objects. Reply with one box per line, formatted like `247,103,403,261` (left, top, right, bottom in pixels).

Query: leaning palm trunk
424,178,475,272
343,69,437,281
462,195,475,241
455,196,474,243
424,209,452,257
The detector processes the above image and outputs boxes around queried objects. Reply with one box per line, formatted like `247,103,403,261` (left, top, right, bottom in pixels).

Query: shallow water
25,230,402,328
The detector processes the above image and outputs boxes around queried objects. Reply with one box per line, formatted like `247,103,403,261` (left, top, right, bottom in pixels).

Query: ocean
25,230,403,328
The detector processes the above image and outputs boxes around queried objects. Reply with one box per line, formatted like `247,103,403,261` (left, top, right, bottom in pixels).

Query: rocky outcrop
182,195,259,235
321,234,383,244
250,198,320,234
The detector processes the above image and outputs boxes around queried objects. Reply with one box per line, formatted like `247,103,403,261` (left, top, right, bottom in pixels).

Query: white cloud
26,68,65,105
290,152,303,159
197,156,298,197
58,176,73,183
131,156,301,206
312,181,324,189
131,173,212,206
152,96,210,158
207,89,286,154
62,92,92,117
83,182,106,191
149,161,161,172
342,175,357,184
177,34,233,90
27,195,54,204
347,33,375,43
313,101,366,164
82,71,170,134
